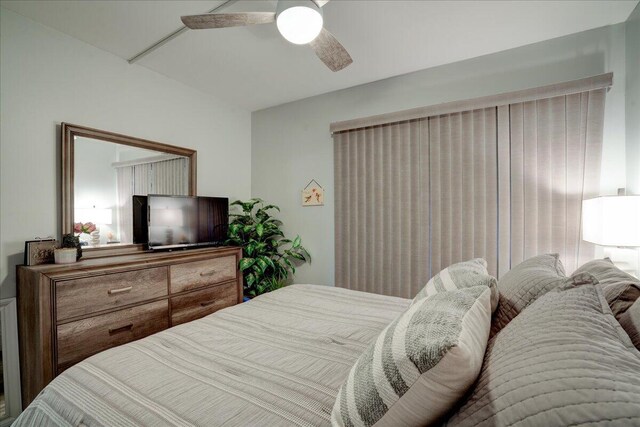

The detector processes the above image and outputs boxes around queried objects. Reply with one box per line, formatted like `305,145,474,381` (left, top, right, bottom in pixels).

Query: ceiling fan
181,0,353,72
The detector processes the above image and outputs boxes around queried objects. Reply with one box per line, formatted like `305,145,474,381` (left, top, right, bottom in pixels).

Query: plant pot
54,248,78,264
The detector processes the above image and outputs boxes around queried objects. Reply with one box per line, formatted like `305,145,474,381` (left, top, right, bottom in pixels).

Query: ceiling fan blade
309,28,353,72
313,0,331,6
181,12,276,29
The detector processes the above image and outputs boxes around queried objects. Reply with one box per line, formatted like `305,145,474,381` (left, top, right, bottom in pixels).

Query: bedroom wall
251,23,628,287
627,3,640,194
74,138,119,245
0,8,252,299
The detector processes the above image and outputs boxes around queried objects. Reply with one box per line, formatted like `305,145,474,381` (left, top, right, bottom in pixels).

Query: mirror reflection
73,137,190,246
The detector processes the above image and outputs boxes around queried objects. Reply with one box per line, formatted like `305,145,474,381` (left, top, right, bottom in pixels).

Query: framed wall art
302,179,324,207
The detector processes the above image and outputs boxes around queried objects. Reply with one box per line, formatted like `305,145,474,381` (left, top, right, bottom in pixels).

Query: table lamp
582,190,640,276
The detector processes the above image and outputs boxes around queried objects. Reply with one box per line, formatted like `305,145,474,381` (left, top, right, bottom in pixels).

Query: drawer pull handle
200,270,217,277
109,323,133,335
108,286,133,295
200,299,216,307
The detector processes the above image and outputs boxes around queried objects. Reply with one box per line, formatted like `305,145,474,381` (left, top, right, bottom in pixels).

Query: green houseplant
61,233,82,261
226,198,311,297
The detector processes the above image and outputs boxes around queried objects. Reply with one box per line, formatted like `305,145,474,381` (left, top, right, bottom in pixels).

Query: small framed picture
24,238,57,266
302,187,324,206
302,179,324,206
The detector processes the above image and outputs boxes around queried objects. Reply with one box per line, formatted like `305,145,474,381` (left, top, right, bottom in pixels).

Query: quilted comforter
15,285,410,427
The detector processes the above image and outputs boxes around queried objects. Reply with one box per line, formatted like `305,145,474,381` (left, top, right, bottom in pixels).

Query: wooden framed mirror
61,123,197,256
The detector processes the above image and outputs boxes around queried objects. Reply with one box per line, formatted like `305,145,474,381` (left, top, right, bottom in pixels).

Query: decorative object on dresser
60,233,82,261
23,238,56,266
16,246,243,408
53,248,77,264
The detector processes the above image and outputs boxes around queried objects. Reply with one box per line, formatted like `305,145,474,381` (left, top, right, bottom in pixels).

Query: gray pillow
619,298,640,350
447,282,640,427
492,253,597,333
574,258,640,320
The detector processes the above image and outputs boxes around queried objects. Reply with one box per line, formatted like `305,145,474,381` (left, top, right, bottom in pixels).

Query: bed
15,285,410,427
15,257,640,427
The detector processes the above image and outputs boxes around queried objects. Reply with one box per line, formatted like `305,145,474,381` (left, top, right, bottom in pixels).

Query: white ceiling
2,0,637,111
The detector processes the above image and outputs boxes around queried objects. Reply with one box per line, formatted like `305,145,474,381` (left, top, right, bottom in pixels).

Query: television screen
134,195,228,250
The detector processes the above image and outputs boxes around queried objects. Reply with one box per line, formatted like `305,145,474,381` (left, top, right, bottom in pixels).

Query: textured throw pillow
332,285,493,427
492,253,598,333
413,258,498,310
574,258,640,320
447,282,640,427
619,298,640,350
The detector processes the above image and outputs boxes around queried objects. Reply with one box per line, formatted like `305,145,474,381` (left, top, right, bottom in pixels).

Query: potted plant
226,198,311,298
55,233,82,264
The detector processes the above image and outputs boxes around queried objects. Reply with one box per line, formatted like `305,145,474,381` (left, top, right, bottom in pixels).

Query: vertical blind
498,89,606,274
334,120,429,297
429,108,498,278
334,87,607,298
115,157,189,243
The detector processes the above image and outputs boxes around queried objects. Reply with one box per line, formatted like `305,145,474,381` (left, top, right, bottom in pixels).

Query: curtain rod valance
330,72,612,134
111,153,185,168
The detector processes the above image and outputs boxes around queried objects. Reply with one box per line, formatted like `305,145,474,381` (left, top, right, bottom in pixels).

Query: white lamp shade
75,207,112,225
582,195,640,246
276,3,323,45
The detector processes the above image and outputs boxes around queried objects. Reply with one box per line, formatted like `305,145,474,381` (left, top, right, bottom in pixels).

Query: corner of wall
626,3,640,194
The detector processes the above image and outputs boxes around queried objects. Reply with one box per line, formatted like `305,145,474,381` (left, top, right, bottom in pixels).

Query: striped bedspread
15,285,410,427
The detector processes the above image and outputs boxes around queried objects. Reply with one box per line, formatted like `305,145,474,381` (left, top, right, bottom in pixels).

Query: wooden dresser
17,246,243,408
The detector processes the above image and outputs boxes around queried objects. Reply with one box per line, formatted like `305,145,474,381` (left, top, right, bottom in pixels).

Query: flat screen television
133,195,228,250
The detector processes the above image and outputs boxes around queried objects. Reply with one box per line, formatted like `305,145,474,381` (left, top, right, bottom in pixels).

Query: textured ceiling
2,0,637,111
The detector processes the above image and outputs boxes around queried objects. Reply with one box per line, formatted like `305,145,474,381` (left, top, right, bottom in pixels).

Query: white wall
74,137,119,244
627,4,640,194
0,8,252,299
251,23,628,287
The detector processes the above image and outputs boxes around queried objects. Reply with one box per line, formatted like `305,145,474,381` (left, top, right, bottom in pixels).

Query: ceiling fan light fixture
276,2,323,45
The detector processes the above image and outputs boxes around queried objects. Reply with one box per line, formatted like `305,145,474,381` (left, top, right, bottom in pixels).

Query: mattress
15,284,410,427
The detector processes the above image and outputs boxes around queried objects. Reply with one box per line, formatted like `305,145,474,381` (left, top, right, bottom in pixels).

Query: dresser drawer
170,281,237,326
56,300,169,372
56,267,168,322
170,256,236,293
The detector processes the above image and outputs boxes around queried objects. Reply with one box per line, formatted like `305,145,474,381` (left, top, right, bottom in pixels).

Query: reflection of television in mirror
132,195,228,250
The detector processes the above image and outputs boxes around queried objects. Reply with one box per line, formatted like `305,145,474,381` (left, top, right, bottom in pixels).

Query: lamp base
90,229,100,246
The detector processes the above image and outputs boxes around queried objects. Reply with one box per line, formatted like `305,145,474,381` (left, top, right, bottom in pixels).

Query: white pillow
332,285,493,427
413,258,498,311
